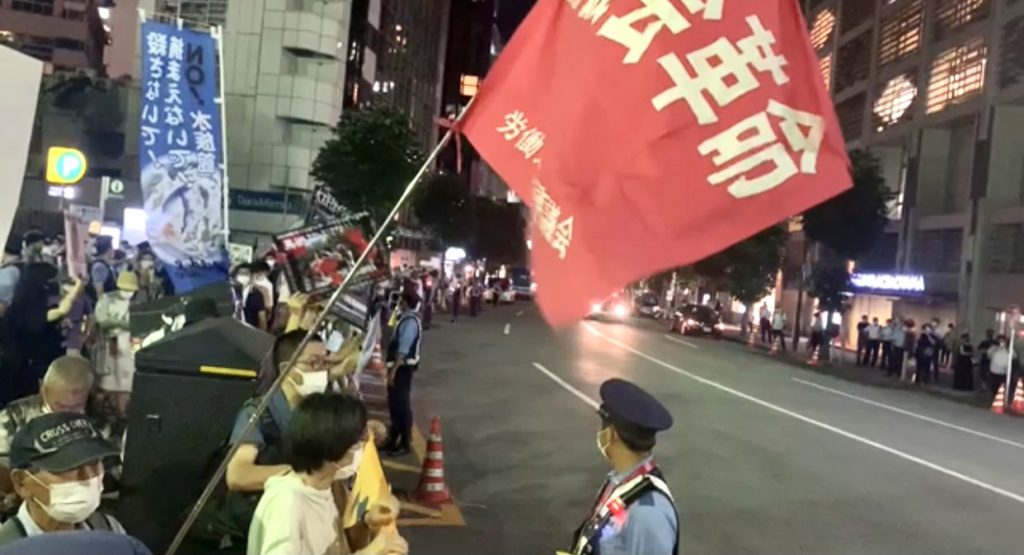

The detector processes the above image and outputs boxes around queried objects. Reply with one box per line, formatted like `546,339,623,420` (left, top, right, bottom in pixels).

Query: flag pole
164,102,471,555
211,24,230,245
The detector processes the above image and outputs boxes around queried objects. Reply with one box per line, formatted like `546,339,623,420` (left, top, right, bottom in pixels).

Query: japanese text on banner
139,21,228,293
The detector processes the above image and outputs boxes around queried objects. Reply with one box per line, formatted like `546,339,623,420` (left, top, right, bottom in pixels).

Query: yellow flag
343,433,391,528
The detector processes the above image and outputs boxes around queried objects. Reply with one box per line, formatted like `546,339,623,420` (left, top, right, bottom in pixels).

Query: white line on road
504,323,511,335
663,334,699,350
531,363,599,409
516,310,524,317
582,323,1024,506
792,378,1024,451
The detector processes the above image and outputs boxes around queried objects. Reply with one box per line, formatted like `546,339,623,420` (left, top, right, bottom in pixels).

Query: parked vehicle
635,292,663,319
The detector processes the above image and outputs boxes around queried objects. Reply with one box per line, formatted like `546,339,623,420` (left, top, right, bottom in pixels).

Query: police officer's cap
599,378,673,433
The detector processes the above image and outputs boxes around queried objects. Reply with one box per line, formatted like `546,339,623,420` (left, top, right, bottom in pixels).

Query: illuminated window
926,38,986,113
460,74,479,97
873,74,917,131
878,0,922,66
819,54,832,91
809,9,835,51
934,0,989,41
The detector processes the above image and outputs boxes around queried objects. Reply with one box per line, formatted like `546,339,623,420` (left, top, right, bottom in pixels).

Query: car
669,304,723,338
587,294,632,321
635,292,663,319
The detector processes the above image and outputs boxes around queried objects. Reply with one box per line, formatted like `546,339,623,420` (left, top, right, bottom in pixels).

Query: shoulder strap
0,516,27,543
85,512,112,532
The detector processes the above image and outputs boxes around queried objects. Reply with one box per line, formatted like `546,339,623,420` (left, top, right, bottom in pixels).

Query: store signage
850,272,925,293
46,147,88,184
229,190,306,215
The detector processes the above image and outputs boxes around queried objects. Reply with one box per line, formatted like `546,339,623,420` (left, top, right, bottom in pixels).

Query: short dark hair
274,330,320,368
401,291,421,309
231,263,251,277
250,261,271,275
601,414,656,453
288,393,367,473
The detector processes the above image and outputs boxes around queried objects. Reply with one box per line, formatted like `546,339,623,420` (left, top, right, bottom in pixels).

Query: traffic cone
368,342,385,373
991,383,1007,415
1011,379,1024,415
747,328,756,349
807,346,820,366
769,338,778,356
414,417,453,506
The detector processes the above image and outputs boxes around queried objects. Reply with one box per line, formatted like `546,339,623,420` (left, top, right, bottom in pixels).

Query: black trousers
387,366,416,450
863,340,880,366
887,347,904,376
880,341,892,370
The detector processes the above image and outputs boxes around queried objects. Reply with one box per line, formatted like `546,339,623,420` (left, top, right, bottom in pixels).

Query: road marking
504,323,511,335
792,378,1024,451
663,334,699,350
516,310,524,317
583,323,1024,505
532,363,599,409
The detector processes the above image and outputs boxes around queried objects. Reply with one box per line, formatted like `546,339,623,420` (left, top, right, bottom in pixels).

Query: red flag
462,0,850,326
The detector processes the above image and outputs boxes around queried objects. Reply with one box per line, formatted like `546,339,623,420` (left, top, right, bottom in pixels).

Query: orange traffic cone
769,338,778,356
807,346,820,366
991,383,1007,415
1011,379,1024,415
415,417,453,506
368,342,385,373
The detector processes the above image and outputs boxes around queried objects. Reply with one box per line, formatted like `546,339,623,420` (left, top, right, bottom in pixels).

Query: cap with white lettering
10,413,117,473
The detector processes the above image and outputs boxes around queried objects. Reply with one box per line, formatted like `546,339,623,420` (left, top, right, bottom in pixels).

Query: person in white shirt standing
860,318,881,367
248,392,407,555
771,309,787,352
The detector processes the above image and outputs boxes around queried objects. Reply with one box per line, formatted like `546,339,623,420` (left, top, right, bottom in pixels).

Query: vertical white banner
0,46,43,251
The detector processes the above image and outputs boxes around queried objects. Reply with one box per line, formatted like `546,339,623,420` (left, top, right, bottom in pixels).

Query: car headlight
613,304,629,317
714,322,723,329
591,303,603,314
686,319,698,327
530,282,538,292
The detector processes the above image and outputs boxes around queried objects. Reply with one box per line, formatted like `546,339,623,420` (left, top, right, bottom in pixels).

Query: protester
879,319,894,370
569,379,678,555
0,530,152,555
0,237,22,319
0,413,124,545
233,264,268,330
1,266,84,406
134,252,164,304
94,272,138,416
247,392,407,555
20,231,46,265
953,333,975,391
226,331,330,493
251,262,276,330
771,308,787,351
861,318,881,367
887,320,907,378
87,237,117,302
383,292,422,457
941,323,956,368
914,324,937,385
62,277,94,358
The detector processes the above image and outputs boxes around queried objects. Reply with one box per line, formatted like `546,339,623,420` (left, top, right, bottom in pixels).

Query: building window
986,224,1024,274
819,54,832,91
878,0,922,67
926,38,986,114
459,74,479,97
835,32,871,92
11,0,54,16
912,229,962,273
55,38,85,51
873,73,917,131
1000,14,1024,89
840,0,874,35
933,0,990,42
809,9,835,51
836,93,866,142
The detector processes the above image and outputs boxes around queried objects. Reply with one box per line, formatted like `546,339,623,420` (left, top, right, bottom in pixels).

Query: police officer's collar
608,455,655,484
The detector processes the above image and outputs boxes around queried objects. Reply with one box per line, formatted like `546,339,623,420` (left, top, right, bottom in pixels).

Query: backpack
189,398,287,550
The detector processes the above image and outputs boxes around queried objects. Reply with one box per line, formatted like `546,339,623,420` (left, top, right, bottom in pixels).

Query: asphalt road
404,303,1024,555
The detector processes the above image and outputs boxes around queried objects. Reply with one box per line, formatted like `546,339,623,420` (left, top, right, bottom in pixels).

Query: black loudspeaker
118,317,274,553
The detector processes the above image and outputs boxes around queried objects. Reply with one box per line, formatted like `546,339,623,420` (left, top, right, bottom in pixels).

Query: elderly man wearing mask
0,413,124,546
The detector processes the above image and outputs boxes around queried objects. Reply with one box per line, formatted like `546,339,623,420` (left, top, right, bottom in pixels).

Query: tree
802,149,894,260
693,225,788,330
806,261,850,313
412,173,476,247
473,199,526,265
310,105,425,224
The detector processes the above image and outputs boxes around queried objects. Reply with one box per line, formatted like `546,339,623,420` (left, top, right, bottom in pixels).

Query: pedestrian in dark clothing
861,318,881,367
880,319,894,370
469,281,482,317
915,324,937,385
856,315,869,365
888,322,907,377
929,318,942,382
450,281,462,323
953,333,975,391
384,292,422,457
940,323,956,368
978,329,996,384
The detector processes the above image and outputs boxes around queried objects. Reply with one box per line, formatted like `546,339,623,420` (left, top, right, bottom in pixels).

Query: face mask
236,275,251,286
119,290,134,300
596,428,612,460
255,275,271,285
140,260,155,270
289,370,329,397
30,474,102,524
334,443,365,481
265,259,276,269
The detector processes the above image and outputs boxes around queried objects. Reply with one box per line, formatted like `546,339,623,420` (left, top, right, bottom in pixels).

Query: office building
0,0,109,73
806,0,1024,337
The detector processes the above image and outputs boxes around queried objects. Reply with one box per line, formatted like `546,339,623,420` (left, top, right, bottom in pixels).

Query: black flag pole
165,101,473,555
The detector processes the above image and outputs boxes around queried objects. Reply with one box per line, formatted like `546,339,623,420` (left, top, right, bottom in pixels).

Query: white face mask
334,443,365,481
289,370,329,397
140,260,155,270
596,428,612,460
236,275,251,286
30,474,103,524
118,290,134,300
255,275,271,285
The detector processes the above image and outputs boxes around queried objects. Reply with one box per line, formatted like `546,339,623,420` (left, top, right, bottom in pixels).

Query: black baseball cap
10,413,117,473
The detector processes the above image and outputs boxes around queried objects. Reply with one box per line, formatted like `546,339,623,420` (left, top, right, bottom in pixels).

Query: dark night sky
495,0,537,43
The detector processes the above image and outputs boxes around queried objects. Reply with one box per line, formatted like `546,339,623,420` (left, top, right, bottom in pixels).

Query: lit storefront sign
45,147,88,184
850,272,925,293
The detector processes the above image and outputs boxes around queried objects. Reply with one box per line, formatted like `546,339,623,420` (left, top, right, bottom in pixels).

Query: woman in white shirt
248,393,408,555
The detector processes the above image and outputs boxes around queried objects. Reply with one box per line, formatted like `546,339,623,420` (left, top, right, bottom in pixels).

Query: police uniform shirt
596,456,678,555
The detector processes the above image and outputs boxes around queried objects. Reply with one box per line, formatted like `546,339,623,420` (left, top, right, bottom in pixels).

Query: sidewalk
724,329,997,409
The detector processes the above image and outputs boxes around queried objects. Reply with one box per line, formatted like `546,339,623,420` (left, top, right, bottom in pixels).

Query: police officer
383,291,422,457
568,378,678,555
